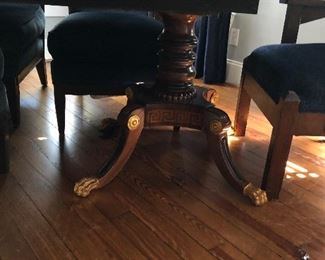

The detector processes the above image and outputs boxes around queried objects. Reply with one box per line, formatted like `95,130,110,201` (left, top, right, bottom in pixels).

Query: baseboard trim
225,59,243,87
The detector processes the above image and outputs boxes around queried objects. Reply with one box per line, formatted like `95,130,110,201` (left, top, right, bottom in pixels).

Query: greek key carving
146,109,203,128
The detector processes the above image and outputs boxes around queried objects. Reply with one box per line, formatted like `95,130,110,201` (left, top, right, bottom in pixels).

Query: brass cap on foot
243,183,268,206
74,177,100,197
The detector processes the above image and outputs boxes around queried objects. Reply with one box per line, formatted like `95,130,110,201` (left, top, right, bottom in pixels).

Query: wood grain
0,66,323,259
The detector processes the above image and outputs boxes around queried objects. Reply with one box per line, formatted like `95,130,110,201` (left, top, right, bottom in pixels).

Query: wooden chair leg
0,134,9,174
234,75,251,136
261,92,300,199
173,126,180,132
5,78,20,128
36,58,48,88
54,86,66,136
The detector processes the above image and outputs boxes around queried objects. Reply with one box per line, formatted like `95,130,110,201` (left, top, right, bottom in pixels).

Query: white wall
45,5,68,17
228,0,325,63
225,0,325,85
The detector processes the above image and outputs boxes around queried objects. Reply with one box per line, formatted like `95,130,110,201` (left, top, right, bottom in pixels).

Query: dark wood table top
280,0,325,8
2,0,259,15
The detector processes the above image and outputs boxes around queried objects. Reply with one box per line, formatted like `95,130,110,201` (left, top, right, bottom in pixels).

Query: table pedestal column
74,13,268,206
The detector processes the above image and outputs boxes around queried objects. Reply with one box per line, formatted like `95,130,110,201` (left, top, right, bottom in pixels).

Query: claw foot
74,177,100,197
243,183,268,206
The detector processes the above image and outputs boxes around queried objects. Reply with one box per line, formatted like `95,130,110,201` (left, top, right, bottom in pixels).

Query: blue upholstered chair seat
0,49,10,134
48,11,162,64
0,4,44,54
0,48,10,174
48,11,163,92
244,44,325,113
0,48,7,122
50,60,157,94
0,4,45,77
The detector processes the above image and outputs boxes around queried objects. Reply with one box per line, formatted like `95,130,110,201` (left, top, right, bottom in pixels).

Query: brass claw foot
243,183,268,206
74,177,100,197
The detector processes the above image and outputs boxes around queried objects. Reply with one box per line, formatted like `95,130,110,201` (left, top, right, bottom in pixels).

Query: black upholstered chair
0,48,10,174
0,3,47,128
48,10,163,136
234,44,325,199
234,1,325,200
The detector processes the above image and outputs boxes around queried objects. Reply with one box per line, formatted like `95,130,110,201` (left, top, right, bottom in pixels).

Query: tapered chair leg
261,92,300,199
36,58,48,87
54,86,66,136
5,78,20,128
234,75,251,136
262,128,293,199
173,126,180,132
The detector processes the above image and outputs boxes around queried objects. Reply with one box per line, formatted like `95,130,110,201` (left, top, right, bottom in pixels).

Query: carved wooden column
154,13,197,102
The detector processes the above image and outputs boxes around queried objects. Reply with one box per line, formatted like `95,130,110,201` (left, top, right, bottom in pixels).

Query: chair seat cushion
244,44,325,113
0,4,45,53
3,39,43,79
0,48,3,78
0,49,10,132
51,59,157,95
48,10,163,66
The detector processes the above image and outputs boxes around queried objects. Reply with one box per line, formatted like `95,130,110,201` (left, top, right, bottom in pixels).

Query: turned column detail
154,13,198,102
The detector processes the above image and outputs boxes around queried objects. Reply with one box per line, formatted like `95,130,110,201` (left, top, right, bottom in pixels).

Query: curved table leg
74,105,145,197
204,107,268,206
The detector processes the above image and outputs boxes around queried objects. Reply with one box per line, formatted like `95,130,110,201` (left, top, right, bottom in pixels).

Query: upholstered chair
234,1,325,200
0,48,10,174
234,43,325,199
48,10,163,136
0,3,47,128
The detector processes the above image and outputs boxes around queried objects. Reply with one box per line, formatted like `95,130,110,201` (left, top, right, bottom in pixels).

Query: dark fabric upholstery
0,4,45,128
48,10,163,90
0,49,10,133
48,11,163,64
0,4,44,55
0,48,10,173
51,60,157,95
4,39,43,78
0,49,3,79
244,44,325,113
195,13,231,84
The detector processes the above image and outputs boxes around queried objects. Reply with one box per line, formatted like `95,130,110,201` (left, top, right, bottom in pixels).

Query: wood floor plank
119,153,293,259
0,175,74,259
0,178,39,260
0,68,323,259
139,133,324,258
113,212,182,260
10,148,122,259
9,117,147,260
98,180,217,260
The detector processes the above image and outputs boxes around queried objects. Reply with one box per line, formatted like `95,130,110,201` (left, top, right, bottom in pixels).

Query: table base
73,85,268,206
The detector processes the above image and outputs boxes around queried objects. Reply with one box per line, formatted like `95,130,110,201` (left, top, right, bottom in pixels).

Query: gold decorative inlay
243,183,268,206
74,177,100,197
128,115,141,131
209,120,223,134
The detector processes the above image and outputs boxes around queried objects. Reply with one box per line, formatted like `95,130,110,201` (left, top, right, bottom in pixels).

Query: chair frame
234,0,325,199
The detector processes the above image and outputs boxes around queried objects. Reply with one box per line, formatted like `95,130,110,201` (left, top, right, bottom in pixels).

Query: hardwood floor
0,66,324,259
